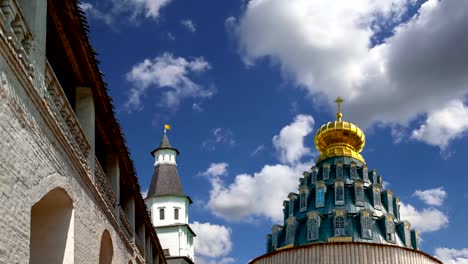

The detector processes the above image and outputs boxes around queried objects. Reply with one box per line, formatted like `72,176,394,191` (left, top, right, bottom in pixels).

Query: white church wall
147,196,189,226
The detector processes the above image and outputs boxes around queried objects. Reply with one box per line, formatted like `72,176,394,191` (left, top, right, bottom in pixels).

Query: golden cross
335,97,344,113
335,97,344,121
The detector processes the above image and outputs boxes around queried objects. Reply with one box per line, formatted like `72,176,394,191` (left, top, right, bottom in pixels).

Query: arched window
350,162,357,179
301,172,308,185
362,165,369,182
99,230,113,264
355,182,364,207
323,163,330,180
311,167,318,183
272,225,281,250
335,181,345,205
372,169,378,183
360,211,373,240
30,188,74,264
286,222,295,245
336,163,343,179
334,215,346,236
300,191,307,212
307,212,320,241
159,208,165,220
288,196,296,216
386,191,394,214
373,187,382,210
386,221,395,243
174,208,179,220
316,184,326,208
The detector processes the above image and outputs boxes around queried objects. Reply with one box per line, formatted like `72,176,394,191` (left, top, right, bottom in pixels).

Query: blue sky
80,0,468,263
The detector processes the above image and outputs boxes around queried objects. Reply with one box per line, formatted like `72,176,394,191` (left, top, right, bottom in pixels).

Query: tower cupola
314,97,366,163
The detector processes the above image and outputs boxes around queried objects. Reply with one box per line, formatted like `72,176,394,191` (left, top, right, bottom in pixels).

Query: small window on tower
350,162,357,179
311,167,318,183
289,198,294,216
335,181,345,205
300,191,307,212
362,165,369,182
316,185,326,208
159,208,165,220
334,215,346,236
373,187,382,210
336,163,343,180
360,211,373,240
174,208,179,220
286,223,295,245
307,212,320,241
355,182,364,207
323,164,330,180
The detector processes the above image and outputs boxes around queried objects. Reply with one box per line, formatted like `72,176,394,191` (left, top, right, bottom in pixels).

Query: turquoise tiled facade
266,156,419,253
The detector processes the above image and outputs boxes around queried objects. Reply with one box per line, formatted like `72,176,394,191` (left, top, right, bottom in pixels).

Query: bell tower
145,126,195,263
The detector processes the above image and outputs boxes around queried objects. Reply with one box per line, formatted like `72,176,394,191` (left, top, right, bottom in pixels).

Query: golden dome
314,97,366,163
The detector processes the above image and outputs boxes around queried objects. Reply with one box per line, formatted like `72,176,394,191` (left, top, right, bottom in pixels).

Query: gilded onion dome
314,97,366,163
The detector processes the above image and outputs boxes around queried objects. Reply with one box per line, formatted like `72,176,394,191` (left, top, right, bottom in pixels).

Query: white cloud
412,100,468,150
80,0,174,27
435,248,468,264
79,2,114,26
125,53,213,111
205,115,315,222
202,128,235,151
234,0,468,147
140,189,148,199
181,19,197,32
273,114,314,164
250,144,265,156
399,202,448,233
190,222,233,258
197,257,235,264
200,163,229,177
207,162,311,222
413,187,447,206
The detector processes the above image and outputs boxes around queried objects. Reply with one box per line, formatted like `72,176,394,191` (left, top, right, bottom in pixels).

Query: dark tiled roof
151,133,180,156
147,164,185,197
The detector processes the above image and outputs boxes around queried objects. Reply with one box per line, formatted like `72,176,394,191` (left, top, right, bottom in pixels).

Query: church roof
147,164,186,198
151,133,180,156
265,98,420,253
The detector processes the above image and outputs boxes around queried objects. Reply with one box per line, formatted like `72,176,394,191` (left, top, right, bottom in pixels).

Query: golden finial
335,97,344,121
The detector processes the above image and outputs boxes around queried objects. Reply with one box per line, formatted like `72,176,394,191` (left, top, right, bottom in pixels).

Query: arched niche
30,187,74,263
99,230,113,264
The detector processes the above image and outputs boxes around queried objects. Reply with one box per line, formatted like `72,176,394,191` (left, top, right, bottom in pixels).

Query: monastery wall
0,1,165,263
0,55,135,263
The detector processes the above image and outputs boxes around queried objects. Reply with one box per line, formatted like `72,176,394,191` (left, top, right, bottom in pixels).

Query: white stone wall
147,196,189,226
147,196,194,261
0,65,136,263
156,226,194,261
0,2,162,263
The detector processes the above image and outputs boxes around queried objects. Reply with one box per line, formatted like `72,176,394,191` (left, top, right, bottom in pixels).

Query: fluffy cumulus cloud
205,115,315,222
435,248,468,264
181,19,197,32
80,0,174,25
413,186,447,206
399,202,448,233
233,0,468,149
125,53,213,111
190,222,234,263
273,114,314,164
411,100,468,150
